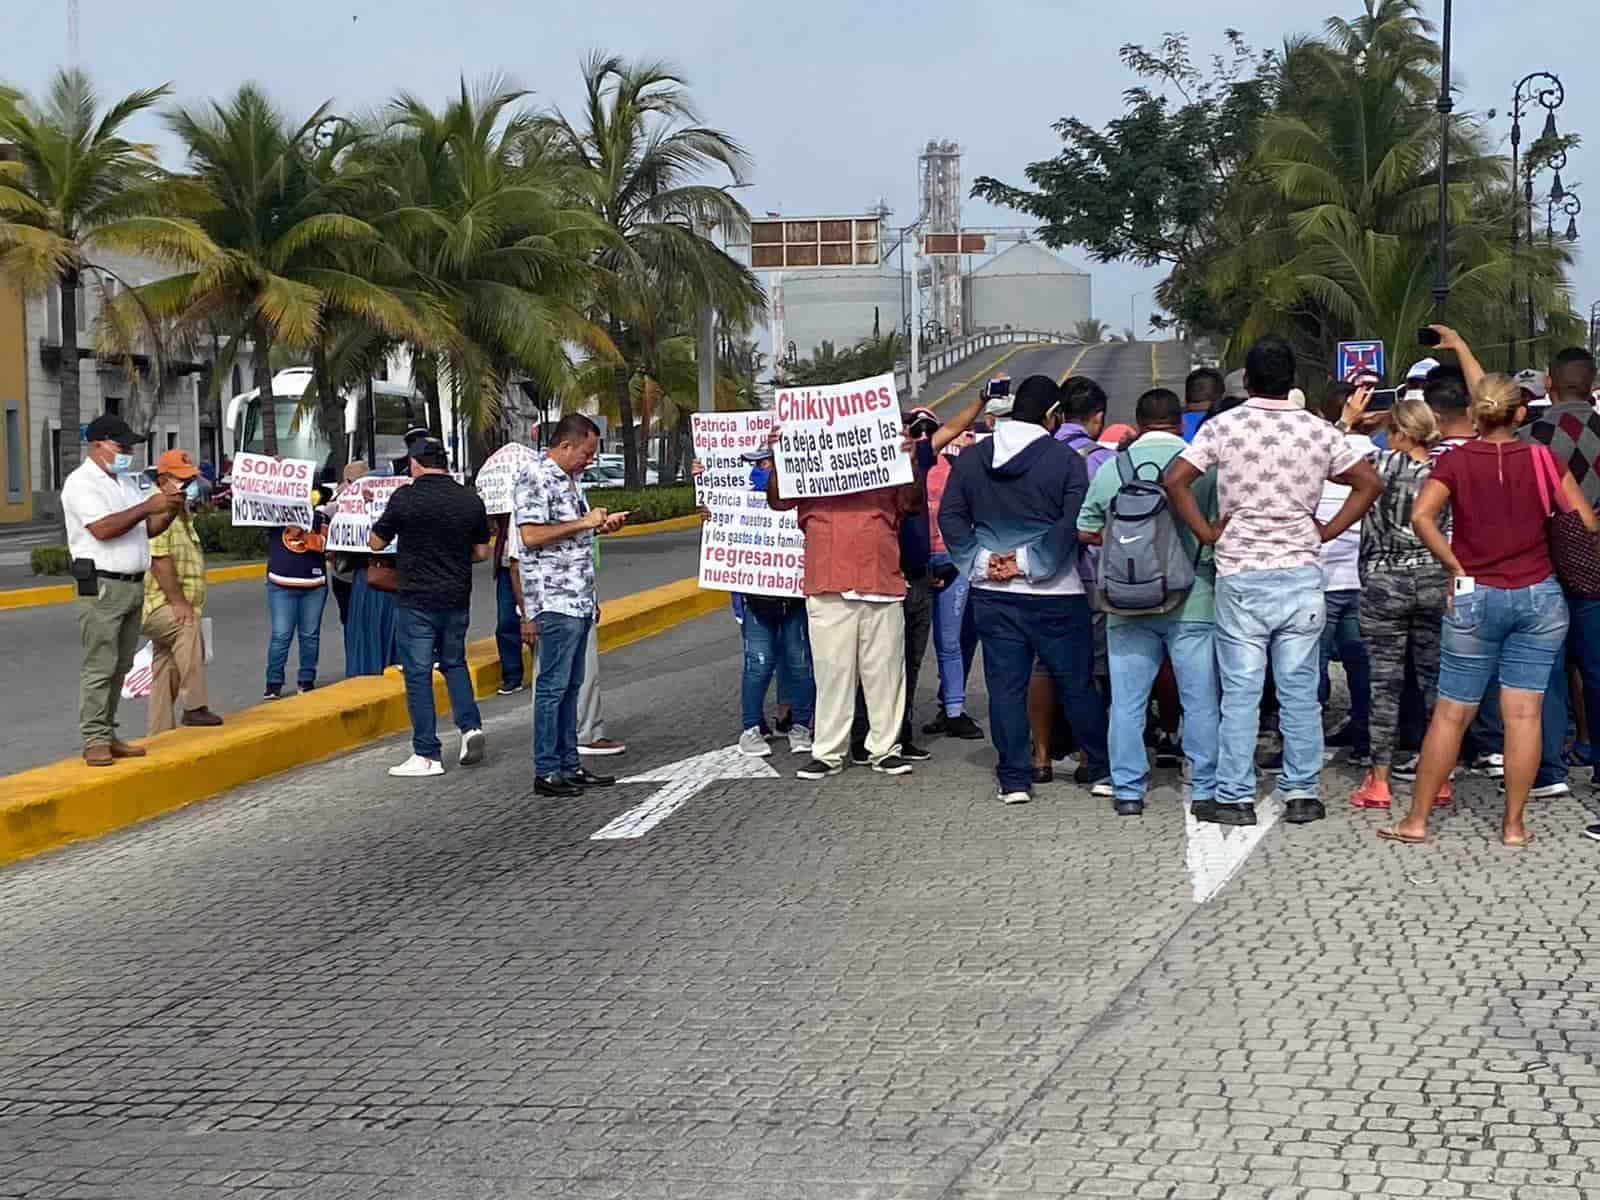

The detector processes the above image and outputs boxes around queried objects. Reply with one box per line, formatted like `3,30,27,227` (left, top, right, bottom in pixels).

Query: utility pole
1432,0,1453,322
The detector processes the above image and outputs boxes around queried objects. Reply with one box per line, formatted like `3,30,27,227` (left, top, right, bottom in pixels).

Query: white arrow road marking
589,744,781,840
1184,792,1284,903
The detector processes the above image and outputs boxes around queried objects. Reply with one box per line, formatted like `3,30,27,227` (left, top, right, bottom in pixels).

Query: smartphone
1453,575,1476,597
986,376,1010,399
1418,327,1442,347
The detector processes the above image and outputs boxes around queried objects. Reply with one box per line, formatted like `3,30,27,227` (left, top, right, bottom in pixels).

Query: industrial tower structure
918,140,963,341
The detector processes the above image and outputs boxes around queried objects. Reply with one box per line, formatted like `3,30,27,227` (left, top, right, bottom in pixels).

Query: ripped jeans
741,600,815,731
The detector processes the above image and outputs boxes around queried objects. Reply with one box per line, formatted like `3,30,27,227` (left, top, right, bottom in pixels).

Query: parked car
580,464,626,489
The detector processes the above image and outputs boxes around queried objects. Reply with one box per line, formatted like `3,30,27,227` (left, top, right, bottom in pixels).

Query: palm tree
538,53,764,487
150,85,415,457
0,70,215,474
1072,318,1111,343
372,79,606,464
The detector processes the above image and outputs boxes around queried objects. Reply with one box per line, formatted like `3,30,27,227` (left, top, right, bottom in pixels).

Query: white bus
226,367,457,476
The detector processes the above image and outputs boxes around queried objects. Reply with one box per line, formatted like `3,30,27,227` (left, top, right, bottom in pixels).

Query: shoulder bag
1530,444,1600,597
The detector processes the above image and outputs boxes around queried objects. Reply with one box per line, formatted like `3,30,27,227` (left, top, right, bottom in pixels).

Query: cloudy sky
9,0,1595,351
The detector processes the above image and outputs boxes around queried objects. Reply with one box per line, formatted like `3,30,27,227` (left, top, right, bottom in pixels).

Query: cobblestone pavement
4,612,1599,1198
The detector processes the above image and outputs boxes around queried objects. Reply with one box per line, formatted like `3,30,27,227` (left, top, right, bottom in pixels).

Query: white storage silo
772,265,906,362
965,242,1091,335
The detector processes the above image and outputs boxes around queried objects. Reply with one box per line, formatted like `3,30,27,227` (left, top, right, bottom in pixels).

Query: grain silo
965,242,1091,335
773,265,907,362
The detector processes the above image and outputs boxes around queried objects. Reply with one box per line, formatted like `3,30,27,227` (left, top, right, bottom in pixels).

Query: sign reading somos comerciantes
771,373,912,500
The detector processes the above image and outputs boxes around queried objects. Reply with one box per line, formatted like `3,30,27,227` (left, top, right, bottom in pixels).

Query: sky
8,0,1596,350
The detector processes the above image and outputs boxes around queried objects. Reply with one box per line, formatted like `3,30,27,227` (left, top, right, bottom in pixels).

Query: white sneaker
1090,778,1115,798
997,788,1032,805
788,724,814,755
738,726,772,757
1529,781,1571,799
459,728,485,766
389,754,444,778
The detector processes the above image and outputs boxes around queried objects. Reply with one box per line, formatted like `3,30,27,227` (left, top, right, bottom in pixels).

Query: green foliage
774,331,904,387
1071,318,1111,343
595,485,697,524
30,545,72,576
192,510,269,558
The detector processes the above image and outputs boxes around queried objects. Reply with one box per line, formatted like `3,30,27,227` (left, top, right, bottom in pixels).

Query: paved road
924,340,1189,425
0,529,702,774
5,610,1599,1197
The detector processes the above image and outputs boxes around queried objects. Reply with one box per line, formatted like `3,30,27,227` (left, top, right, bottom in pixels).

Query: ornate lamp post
1547,192,1582,244
1508,71,1565,370
1433,0,1454,321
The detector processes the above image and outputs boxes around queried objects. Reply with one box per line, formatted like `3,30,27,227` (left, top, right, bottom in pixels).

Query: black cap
85,413,137,449
411,438,448,469
402,426,431,449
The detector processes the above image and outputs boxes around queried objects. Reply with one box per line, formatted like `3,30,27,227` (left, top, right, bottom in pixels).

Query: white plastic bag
121,643,155,699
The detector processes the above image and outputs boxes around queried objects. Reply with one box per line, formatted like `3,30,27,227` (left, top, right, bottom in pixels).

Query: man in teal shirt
1077,388,1220,816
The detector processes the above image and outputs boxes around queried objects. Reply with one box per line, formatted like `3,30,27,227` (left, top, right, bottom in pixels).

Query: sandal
1377,825,1428,845
1502,831,1535,849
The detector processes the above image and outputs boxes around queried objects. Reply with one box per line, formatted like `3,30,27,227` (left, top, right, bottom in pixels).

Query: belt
99,570,145,583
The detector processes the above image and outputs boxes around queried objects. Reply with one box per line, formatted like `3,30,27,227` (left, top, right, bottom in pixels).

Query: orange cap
156,448,200,479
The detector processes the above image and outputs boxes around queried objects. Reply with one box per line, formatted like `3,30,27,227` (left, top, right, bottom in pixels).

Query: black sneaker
298,681,316,694
849,744,871,766
796,758,842,780
1154,735,1183,769
1114,798,1145,817
922,713,949,737
1072,762,1092,786
1283,797,1327,824
566,767,615,789
899,741,932,762
495,682,523,696
1207,802,1258,827
1584,823,1600,842
1189,797,1217,823
872,755,914,776
774,711,794,736
945,713,985,740
1343,750,1373,769
1031,764,1054,785
1392,754,1420,782
263,686,282,701
534,775,580,798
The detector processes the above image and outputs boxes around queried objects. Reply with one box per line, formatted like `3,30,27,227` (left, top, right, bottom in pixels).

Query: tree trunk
254,322,278,456
58,269,83,476
311,337,346,479
425,377,443,441
210,331,227,467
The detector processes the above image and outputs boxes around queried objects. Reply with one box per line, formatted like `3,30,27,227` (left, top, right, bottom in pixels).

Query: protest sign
325,476,410,554
697,485,804,598
690,410,777,501
771,373,912,500
476,442,540,514
230,452,316,527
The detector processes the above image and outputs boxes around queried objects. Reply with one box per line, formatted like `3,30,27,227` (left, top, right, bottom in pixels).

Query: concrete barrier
0,577,727,867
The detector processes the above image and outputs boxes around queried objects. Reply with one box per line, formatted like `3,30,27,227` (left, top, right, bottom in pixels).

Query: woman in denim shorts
1381,374,1599,846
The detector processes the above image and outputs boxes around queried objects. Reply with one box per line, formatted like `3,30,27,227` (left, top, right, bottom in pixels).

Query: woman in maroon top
1382,374,1599,847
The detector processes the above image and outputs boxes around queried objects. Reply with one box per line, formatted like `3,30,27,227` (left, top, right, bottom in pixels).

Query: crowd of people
58,327,1600,848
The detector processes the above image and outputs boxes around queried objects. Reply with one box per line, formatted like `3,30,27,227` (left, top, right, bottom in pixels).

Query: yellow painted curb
605,512,702,539
0,576,727,867
0,562,267,613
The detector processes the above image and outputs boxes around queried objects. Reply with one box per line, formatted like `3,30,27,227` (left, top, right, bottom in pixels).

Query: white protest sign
230,452,316,527
772,373,912,500
325,476,410,554
476,442,539,515
697,486,804,598
690,410,776,502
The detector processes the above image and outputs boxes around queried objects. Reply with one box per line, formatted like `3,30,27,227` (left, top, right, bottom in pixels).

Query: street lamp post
1508,70,1565,370
1590,300,1600,355
1433,0,1454,322
1547,192,1582,243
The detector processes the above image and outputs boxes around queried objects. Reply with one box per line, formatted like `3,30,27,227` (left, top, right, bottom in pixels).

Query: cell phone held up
1364,388,1398,413
985,376,1010,399
1417,326,1443,347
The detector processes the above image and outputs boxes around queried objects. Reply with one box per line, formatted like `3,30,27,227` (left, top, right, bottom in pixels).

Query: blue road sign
1336,340,1386,383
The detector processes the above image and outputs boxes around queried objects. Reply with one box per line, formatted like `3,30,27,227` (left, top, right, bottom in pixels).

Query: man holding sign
766,408,923,782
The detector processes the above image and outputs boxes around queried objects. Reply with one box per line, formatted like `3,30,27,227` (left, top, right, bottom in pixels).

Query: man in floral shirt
1165,335,1381,828
515,415,625,797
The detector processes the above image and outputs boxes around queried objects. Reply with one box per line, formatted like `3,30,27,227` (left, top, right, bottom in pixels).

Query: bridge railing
894,328,1076,397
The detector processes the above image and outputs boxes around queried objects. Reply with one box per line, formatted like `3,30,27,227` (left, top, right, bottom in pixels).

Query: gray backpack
1096,452,1195,615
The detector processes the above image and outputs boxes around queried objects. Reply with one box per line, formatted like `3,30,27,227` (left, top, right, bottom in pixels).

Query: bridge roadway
922,338,1191,424
5,601,1599,1198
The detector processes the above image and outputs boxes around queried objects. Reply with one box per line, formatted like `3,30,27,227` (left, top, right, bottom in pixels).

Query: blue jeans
494,570,524,689
266,581,327,690
930,552,976,716
971,591,1108,794
534,611,590,777
1438,576,1568,699
1538,638,1569,788
1319,589,1371,754
1569,597,1600,783
1107,617,1220,802
396,604,481,760
1214,567,1326,804
741,602,814,731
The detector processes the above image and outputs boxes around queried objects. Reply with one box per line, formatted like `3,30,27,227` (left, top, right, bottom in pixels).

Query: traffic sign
1336,340,1386,383
747,216,882,270
920,232,989,256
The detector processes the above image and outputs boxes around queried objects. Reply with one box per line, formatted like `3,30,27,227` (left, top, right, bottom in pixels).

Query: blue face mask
184,480,202,502
110,452,134,473
749,465,771,490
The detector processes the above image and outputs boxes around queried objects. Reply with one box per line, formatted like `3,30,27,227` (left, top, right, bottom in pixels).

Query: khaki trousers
77,576,144,750
806,594,906,768
577,621,604,743
142,603,209,735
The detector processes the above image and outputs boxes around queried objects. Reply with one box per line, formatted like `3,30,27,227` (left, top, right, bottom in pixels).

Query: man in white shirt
60,415,182,765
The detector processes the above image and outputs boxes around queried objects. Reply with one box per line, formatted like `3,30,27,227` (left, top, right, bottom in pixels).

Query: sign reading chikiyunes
772,373,912,500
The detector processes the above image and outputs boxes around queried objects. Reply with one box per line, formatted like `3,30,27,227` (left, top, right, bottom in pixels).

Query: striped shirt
1359,449,1448,576
143,514,206,621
